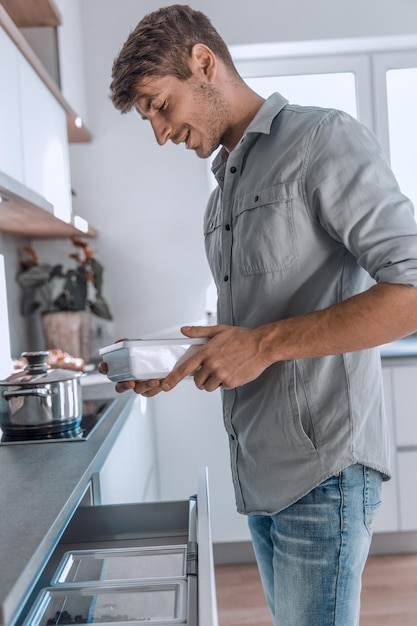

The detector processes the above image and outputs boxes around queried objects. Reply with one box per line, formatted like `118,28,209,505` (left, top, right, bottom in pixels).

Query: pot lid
0,351,84,386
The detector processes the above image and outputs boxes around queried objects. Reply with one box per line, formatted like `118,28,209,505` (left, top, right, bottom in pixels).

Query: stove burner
0,400,112,444
1,425,83,443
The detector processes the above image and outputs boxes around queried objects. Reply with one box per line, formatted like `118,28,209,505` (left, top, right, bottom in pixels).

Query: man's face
135,74,232,158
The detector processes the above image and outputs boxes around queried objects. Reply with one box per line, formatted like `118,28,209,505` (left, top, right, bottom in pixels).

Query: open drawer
16,469,217,626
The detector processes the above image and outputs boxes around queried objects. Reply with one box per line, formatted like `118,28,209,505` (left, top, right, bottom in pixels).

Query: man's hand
161,324,271,392
98,338,166,397
98,360,166,396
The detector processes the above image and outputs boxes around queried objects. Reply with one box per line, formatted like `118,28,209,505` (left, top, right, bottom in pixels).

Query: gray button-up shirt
204,93,417,515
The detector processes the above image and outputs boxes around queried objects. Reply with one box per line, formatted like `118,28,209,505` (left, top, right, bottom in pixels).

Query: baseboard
370,531,417,555
213,541,256,565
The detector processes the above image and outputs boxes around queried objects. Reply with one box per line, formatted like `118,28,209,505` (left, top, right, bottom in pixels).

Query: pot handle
2,388,50,400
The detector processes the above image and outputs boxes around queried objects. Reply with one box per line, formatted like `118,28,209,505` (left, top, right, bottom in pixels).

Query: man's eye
158,101,167,112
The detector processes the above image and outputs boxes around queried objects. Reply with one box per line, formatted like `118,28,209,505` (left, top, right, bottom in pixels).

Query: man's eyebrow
134,96,153,120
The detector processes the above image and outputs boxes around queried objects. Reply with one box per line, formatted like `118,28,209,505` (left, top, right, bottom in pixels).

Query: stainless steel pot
0,351,84,437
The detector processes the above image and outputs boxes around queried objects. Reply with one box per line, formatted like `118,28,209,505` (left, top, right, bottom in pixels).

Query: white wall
61,0,417,342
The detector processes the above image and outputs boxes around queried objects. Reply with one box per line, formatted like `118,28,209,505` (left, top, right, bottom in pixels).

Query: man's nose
150,117,172,145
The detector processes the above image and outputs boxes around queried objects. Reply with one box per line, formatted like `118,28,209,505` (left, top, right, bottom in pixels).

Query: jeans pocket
364,467,383,533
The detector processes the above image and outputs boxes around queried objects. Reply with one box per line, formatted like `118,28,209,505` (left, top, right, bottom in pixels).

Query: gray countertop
0,383,133,626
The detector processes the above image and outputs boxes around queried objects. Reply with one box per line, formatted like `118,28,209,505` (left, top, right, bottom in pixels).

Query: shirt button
230,166,237,173
224,275,229,282
254,195,259,202
225,224,231,231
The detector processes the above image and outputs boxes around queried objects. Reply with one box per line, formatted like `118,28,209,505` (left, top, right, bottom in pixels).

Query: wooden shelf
0,3,92,143
0,0,61,28
0,172,97,239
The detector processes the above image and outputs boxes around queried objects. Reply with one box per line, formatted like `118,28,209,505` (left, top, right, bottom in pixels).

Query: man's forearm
258,283,417,364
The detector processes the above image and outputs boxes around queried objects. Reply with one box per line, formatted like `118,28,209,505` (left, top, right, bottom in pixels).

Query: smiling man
107,5,417,625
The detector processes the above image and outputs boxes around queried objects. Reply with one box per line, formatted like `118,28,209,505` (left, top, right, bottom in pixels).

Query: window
245,72,358,118
371,51,417,212
231,36,417,213
386,67,417,210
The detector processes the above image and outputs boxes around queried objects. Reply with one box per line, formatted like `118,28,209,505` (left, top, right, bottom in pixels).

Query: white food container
98,338,207,382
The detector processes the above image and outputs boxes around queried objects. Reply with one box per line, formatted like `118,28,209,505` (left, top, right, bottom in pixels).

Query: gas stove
0,399,113,444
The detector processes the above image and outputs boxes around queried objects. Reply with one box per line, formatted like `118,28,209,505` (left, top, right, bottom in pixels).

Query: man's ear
189,43,217,81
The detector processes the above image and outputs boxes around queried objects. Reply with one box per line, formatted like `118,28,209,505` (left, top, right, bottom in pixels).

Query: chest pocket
233,187,298,275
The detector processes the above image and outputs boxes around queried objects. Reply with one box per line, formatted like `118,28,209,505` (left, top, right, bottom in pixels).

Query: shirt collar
211,92,288,176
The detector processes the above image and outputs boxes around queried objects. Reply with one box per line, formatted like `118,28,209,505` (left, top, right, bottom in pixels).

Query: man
104,5,417,625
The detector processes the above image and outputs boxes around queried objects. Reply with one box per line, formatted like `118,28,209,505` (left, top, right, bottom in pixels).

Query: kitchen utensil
0,351,84,438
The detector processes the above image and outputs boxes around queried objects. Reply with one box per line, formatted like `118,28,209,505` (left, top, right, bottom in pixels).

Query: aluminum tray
22,580,187,625
51,545,187,586
99,339,207,382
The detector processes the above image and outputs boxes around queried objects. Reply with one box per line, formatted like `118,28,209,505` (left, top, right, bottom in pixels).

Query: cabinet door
387,361,417,532
99,396,158,505
373,366,400,532
18,52,72,222
0,29,23,181
392,363,417,447
55,0,89,126
397,451,417,531
153,383,251,545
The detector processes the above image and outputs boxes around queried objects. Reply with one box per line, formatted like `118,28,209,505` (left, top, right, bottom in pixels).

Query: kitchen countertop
0,379,133,626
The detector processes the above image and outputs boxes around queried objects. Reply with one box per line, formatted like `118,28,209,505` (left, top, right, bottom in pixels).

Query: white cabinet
55,0,89,127
18,51,72,223
0,6,96,236
373,367,400,532
397,451,417,531
98,396,158,505
0,28,23,182
391,365,417,446
378,360,417,533
152,383,251,545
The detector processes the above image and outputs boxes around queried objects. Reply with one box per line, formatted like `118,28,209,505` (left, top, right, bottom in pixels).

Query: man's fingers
161,353,204,391
114,378,163,395
98,362,108,374
198,374,222,392
115,380,136,393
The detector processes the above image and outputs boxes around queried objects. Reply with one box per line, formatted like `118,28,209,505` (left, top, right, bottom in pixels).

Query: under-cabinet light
73,214,89,233
74,116,83,129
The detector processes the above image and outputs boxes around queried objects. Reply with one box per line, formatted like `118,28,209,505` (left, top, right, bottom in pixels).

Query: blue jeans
248,464,382,626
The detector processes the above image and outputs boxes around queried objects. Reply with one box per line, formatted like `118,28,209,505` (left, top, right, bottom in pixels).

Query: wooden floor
215,554,417,625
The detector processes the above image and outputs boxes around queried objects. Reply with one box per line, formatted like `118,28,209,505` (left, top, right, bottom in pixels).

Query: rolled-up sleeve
304,109,417,287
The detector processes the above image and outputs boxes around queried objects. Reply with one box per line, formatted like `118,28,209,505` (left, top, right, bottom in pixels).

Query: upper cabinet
0,3,91,143
0,27,23,183
0,2,96,238
19,48,73,224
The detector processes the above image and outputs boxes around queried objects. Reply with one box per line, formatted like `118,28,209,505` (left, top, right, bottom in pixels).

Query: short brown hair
110,4,237,113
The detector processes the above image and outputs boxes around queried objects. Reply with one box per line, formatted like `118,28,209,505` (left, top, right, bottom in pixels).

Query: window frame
231,34,417,156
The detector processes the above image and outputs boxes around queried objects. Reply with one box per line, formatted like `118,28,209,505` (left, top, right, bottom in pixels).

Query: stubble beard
188,78,233,159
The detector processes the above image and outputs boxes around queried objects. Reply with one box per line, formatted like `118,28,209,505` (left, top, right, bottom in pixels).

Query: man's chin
195,143,220,159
